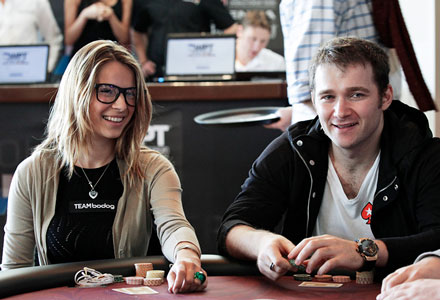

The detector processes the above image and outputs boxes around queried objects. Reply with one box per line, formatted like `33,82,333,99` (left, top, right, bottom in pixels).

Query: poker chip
113,275,124,283
293,274,312,281
332,275,351,283
143,278,163,286
125,276,144,285
356,271,374,284
314,274,332,282
134,263,153,277
289,259,307,273
146,270,165,280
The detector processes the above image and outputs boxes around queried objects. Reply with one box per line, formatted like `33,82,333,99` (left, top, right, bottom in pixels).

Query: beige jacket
1,148,200,270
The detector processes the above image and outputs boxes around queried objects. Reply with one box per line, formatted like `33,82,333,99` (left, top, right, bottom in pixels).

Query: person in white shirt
235,10,285,73
0,0,63,72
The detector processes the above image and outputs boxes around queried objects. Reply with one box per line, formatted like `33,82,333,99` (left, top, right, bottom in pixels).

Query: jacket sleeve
148,154,201,262
217,133,293,256
378,141,440,277
1,159,36,270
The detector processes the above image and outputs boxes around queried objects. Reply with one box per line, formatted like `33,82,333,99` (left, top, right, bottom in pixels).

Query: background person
0,0,63,72
1,40,206,294
235,10,285,72
266,0,433,131
217,37,440,282
131,0,237,79
377,250,440,300
64,0,132,57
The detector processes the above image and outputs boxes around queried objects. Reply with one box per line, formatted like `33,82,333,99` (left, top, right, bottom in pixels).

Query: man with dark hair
217,37,440,282
235,10,285,72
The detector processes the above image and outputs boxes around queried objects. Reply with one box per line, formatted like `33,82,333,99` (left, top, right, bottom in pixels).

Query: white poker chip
146,270,165,279
143,278,163,286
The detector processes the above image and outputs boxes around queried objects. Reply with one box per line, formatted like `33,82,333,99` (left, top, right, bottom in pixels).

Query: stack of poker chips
314,274,332,282
135,262,153,277
124,263,166,286
144,270,165,286
356,271,374,284
332,275,351,283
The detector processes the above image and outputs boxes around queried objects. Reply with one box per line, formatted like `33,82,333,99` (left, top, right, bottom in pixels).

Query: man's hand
377,279,440,300
288,234,364,275
256,234,296,281
380,256,440,293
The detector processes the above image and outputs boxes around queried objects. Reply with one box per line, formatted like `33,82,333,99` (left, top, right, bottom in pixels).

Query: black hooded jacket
218,101,440,279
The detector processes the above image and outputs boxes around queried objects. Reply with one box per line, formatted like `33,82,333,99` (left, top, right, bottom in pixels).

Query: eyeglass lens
96,84,136,106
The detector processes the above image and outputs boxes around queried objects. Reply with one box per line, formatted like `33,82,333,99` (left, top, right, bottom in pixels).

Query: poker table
0,255,381,299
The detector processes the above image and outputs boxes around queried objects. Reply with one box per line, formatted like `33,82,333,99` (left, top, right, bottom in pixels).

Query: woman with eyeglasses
1,40,207,293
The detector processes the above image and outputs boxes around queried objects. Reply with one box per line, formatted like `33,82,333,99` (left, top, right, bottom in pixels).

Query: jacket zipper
290,139,314,238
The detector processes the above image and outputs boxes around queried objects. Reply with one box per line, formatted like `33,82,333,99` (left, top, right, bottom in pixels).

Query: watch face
360,239,378,256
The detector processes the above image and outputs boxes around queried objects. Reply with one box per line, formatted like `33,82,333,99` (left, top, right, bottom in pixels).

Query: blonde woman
1,40,206,294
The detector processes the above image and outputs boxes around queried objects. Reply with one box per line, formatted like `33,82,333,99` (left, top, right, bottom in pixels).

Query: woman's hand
167,248,207,294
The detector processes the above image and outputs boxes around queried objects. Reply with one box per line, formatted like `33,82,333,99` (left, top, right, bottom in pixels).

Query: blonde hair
35,40,152,186
241,10,271,32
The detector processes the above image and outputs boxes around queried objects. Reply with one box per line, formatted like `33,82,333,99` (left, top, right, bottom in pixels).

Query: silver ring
269,262,275,271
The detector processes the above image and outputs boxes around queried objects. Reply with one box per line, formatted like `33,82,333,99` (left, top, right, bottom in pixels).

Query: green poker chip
113,275,124,282
289,259,307,273
293,274,312,281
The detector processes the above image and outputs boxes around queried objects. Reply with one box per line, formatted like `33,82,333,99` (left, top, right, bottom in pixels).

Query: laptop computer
0,44,49,84
159,33,236,82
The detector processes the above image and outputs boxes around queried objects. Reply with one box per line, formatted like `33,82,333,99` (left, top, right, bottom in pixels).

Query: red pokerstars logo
361,202,373,224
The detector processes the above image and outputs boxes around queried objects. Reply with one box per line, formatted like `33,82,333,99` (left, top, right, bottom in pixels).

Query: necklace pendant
89,190,98,199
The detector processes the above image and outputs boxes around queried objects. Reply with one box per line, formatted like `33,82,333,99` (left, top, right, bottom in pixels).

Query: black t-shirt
132,0,235,77
47,159,123,264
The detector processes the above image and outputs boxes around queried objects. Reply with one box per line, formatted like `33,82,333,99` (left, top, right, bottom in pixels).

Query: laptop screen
164,33,236,77
0,44,49,84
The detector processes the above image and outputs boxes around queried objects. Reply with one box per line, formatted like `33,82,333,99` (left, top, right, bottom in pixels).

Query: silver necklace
80,163,111,199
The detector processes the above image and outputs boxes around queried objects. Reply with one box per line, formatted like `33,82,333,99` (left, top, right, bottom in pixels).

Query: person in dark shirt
2,40,206,294
64,0,132,56
131,0,237,79
217,37,440,282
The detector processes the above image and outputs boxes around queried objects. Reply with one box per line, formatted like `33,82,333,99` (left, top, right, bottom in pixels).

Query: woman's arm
64,0,103,45
102,0,132,45
1,164,36,270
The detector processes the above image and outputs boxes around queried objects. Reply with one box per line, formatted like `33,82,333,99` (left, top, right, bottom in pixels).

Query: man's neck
329,146,380,199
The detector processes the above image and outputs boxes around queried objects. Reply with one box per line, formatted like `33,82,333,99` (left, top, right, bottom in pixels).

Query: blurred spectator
64,0,132,57
0,0,63,72
266,0,435,132
235,10,285,72
266,0,401,131
131,0,237,79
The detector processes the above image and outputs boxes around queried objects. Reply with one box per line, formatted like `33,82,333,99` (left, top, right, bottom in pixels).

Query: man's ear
381,84,393,110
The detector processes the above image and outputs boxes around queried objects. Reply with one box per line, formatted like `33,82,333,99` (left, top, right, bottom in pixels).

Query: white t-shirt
235,48,286,72
312,153,381,240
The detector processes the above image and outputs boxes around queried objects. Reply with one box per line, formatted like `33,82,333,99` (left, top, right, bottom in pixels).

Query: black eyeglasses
95,83,137,107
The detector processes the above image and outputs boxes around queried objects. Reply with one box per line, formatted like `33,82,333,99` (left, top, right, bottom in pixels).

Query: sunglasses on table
95,83,137,107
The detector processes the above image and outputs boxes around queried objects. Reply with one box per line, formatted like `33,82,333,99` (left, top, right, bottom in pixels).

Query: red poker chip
314,274,332,282
332,275,351,283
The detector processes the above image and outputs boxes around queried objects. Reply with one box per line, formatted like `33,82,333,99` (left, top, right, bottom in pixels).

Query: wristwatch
356,238,378,271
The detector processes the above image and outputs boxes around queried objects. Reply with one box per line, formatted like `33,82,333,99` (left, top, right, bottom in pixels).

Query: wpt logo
188,43,214,57
2,52,28,66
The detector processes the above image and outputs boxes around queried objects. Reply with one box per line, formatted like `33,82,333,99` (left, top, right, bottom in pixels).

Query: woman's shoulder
138,147,174,169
